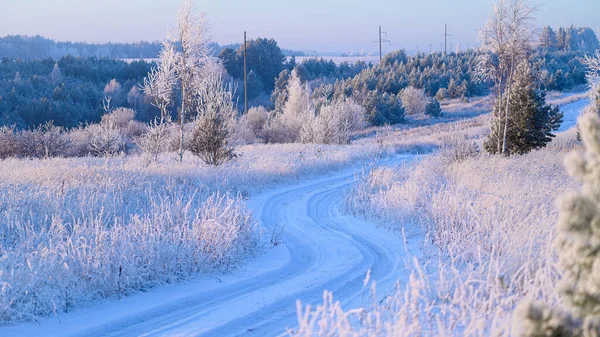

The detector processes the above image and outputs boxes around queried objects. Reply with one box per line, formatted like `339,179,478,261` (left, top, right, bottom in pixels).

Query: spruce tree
483,61,563,155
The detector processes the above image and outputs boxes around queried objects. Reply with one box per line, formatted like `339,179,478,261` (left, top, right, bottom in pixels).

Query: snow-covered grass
292,128,582,336
0,138,401,325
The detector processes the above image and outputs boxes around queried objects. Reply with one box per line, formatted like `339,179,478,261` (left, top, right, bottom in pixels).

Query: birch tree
477,0,538,154
157,0,211,163
139,46,178,162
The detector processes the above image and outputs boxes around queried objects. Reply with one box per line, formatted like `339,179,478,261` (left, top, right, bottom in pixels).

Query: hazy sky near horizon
1,0,599,54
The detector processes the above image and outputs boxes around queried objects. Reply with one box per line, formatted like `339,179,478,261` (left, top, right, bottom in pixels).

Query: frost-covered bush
87,109,137,157
0,125,19,159
135,118,173,162
87,121,127,157
513,113,600,336
312,98,366,145
18,121,69,159
63,126,92,157
233,106,269,144
439,131,479,163
189,112,236,166
400,86,428,115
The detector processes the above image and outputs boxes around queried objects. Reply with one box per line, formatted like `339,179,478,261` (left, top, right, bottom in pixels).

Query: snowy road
557,97,590,132
2,156,418,337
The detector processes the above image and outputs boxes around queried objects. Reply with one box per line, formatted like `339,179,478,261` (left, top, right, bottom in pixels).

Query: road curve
2,156,417,337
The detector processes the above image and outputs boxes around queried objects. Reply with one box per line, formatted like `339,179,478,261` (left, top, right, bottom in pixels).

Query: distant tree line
0,35,306,60
538,25,599,53
0,28,596,131
0,56,157,128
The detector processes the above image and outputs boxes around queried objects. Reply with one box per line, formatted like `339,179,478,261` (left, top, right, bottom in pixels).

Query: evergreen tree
245,70,263,101
539,26,557,52
484,61,562,155
556,27,567,51
271,69,290,113
425,97,442,117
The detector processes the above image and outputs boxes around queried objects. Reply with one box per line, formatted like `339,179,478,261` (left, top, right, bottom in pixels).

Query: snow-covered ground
0,95,589,337
1,155,420,337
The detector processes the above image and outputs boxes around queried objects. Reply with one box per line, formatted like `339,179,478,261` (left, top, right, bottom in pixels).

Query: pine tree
425,97,442,117
539,26,557,52
512,113,600,337
50,63,63,84
271,69,290,113
484,61,562,155
557,26,567,51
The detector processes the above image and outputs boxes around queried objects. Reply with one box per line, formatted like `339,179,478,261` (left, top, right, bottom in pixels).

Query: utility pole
442,24,453,55
429,43,432,54
243,31,248,114
375,26,391,62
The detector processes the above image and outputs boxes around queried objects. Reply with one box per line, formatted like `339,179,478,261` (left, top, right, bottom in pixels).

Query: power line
375,26,391,62
243,31,248,114
441,24,453,55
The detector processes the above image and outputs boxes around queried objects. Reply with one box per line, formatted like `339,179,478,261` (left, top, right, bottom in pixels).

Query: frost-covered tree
189,60,237,166
104,79,122,97
584,51,600,108
312,98,366,145
158,0,211,163
142,45,177,123
49,63,62,84
512,113,600,337
271,69,290,113
539,26,557,52
279,69,314,142
399,86,428,115
484,61,562,155
477,0,538,154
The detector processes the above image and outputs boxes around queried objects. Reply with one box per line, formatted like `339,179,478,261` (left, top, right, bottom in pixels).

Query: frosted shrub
101,107,135,129
86,108,137,157
0,125,19,159
400,86,428,116
87,122,126,156
18,121,69,159
135,118,173,162
312,99,366,145
439,131,479,164
513,113,600,336
189,112,236,166
233,106,269,144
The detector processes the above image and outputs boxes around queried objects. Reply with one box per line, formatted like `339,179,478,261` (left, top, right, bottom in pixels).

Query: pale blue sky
0,0,598,54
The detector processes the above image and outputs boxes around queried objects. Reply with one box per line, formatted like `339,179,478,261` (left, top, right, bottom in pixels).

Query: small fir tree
484,61,562,155
425,97,442,117
189,111,235,166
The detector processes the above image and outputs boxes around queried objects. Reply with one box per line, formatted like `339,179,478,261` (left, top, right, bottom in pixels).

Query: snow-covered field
0,95,589,336
289,97,590,336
